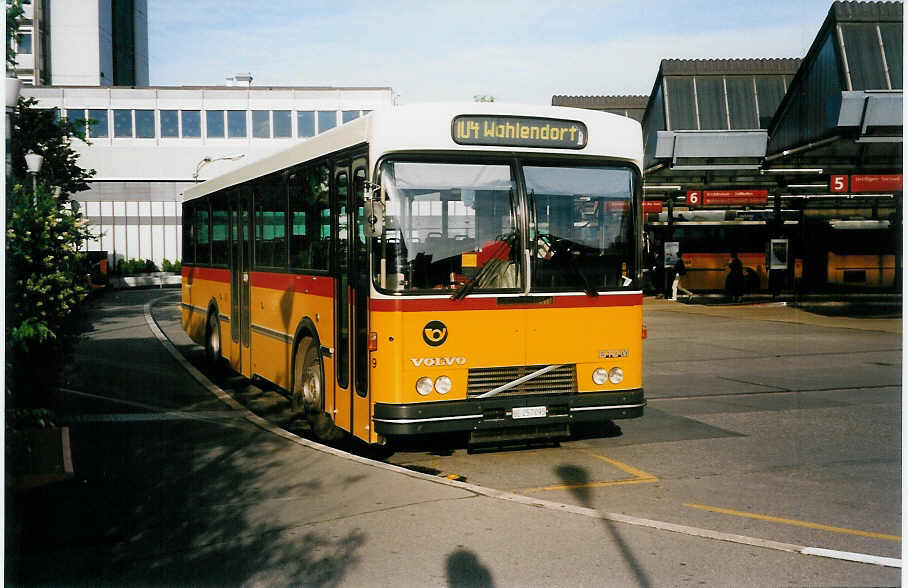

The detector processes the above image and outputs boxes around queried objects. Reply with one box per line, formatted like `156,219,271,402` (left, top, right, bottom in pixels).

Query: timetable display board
452,115,587,149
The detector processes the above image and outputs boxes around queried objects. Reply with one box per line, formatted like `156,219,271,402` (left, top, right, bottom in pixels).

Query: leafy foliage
6,0,24,71
6,182,94,406
9,97,96,197
115,258,159,275
161,258,182,273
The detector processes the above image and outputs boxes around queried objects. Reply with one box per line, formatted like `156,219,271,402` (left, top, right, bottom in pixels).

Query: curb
144,292,901,570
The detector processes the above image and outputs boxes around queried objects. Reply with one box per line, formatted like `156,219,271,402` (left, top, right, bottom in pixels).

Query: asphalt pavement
5,289,902,586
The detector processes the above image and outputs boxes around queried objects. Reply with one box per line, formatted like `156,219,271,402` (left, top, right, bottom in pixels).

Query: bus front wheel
293,337,342,442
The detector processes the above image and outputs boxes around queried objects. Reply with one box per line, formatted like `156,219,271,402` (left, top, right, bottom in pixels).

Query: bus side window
182,201,195,264
290,163,331,271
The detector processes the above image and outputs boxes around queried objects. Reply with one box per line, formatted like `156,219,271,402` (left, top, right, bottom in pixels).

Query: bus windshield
373,159,637,295
374,160,520,294
526,165,637,293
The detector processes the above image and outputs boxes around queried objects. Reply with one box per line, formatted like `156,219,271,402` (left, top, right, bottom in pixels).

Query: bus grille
467,364,577,398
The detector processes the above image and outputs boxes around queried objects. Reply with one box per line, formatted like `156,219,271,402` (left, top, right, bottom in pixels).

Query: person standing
671,255,692,301
726,252,744,302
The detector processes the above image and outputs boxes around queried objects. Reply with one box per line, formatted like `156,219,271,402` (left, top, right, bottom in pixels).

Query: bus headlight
608,367,624,385
592,368,608,385
416,377,434,396
435,376,452,394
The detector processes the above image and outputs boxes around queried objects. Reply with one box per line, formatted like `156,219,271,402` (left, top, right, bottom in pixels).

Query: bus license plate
512,406,547,419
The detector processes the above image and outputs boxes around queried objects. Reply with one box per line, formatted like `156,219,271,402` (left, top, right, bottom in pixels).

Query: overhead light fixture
643,185,682,191
762,168,824,174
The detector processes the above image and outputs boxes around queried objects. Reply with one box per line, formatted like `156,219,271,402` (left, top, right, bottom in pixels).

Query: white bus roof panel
183,103,642,203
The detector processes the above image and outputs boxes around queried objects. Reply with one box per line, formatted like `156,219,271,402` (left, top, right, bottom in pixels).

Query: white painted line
801,547,902,568
144,294,902,570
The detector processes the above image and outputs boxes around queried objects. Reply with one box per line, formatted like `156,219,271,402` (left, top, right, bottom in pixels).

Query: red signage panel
642,200,663,213
851,174,902,193
686,190,768,206
829,175,848,193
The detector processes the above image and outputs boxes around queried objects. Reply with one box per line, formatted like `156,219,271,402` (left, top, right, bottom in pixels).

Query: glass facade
160,110,179,137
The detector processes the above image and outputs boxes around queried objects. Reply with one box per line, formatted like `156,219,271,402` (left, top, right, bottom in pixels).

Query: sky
148,0,836,105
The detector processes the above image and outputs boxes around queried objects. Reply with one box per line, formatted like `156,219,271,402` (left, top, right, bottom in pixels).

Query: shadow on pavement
6,290,368,586
556,464,653,588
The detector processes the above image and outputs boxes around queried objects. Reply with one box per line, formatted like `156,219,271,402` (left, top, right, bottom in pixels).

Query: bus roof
182,103,643,203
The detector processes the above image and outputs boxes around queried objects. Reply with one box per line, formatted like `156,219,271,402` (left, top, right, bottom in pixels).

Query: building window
161,110,179,138
665,77,697,130
252,110,270,138
317,111,337,134
726,77,758,130
206,110,225,138
695,77,728,130
17,32,32,55
66,109,86,134
879,23,902,90
840,23,889,90
298,111,315,138
755,77,785,128
88,109,109,138
182,110,201,137
342,110,360,123
273,110,291,137
113,109,133,137
135,110,155,138
227,110,246,138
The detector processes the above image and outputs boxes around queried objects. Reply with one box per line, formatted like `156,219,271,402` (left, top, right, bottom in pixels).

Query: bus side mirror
363,199,385,238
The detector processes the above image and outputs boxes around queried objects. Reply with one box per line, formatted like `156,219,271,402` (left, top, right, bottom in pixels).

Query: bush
6,182,94,407
161,258,181,273
117,258,158,275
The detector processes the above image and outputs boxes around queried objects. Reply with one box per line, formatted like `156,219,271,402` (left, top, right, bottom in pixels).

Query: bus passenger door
333,163,352,431
229,190,252,377
351,161,371,441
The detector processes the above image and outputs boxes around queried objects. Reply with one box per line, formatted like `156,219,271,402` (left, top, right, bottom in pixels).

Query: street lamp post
25,150,43,193
193,154,246,182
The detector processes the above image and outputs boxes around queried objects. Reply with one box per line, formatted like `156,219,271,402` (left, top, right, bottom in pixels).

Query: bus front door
333,157,371,441
229,190,252,377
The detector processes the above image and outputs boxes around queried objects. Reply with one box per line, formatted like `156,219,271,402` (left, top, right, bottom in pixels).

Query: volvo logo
410,357,466,367
423,320,448,346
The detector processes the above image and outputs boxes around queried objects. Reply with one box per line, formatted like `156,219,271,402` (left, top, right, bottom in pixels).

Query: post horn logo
423,320,448,347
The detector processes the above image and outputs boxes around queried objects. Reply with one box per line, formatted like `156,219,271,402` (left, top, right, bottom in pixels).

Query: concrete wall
22,85,395,268
51,0,102,86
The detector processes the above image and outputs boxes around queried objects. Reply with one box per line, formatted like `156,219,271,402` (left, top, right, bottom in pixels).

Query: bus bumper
372,389,644,437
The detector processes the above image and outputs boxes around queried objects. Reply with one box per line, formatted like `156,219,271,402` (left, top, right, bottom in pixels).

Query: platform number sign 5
686,191,700,205
830,175,848,193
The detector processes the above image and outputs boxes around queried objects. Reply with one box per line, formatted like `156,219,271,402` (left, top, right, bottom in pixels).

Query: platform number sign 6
830,175,848,193
686,190,701,206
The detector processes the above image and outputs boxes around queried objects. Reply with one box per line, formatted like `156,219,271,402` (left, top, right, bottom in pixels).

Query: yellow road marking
515,451,658,493
579,450,659,481
683,502,901,542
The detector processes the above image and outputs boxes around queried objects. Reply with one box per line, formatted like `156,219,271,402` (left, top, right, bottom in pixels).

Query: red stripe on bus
182,265,230,283
250,271,335,296
370,293,642,312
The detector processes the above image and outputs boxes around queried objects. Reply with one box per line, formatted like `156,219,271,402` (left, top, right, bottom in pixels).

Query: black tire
204,312,221,366
292,337,343,442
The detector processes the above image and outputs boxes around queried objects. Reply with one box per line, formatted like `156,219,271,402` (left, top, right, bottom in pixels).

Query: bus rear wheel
204,312,221,366
292,337,342,442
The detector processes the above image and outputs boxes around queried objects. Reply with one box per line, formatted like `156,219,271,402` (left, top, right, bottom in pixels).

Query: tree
9,96,96,197
6,0,24,72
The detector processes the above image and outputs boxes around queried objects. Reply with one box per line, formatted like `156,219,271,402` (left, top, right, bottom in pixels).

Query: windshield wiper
451,233,516,301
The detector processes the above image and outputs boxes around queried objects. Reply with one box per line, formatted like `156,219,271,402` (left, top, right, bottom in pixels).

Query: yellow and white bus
181,103,645,445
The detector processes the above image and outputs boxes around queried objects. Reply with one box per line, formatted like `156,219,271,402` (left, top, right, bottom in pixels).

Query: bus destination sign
452,115,587,149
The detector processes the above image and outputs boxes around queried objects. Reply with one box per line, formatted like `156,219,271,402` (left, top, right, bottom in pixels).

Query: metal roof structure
640,58,801,174
766,1,902,171
551,95,648,121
